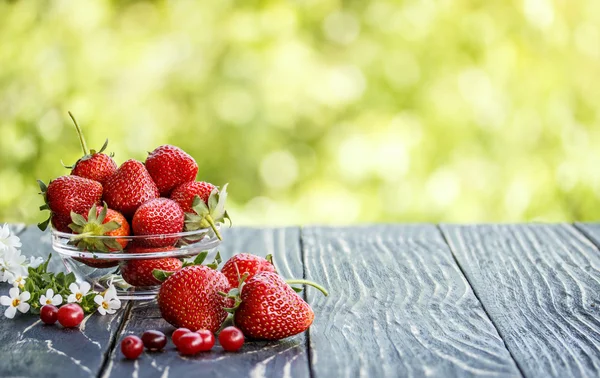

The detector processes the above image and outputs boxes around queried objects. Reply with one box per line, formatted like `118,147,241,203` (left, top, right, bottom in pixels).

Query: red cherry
177,333,203,355
142,330,167,351
195,329,215,351
172,327,191,348
219,326,244,352
57,303,84,328
40,305,59,325
121,335,144,360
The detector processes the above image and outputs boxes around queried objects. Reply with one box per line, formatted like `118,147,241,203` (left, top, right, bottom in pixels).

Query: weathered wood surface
0,225,128,378
101,227,310,378
302,225,521,378
440,224,600,378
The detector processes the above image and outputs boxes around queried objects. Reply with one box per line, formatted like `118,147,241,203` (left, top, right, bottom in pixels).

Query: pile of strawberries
37,113,229,287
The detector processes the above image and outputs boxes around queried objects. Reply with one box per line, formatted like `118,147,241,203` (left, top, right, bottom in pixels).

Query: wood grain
441,224,600,378
302,225,520,378
101,227,310,378
0,225,128,378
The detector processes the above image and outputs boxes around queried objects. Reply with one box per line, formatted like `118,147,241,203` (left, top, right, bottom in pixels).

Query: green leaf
71,212,87,226
102,220,121,233
104,238,123,251
291,286,303,293
152,269,175,282
37,217,51,231
192,251,209,265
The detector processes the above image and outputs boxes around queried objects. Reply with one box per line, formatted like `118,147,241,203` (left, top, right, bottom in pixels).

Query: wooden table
2,224,600,378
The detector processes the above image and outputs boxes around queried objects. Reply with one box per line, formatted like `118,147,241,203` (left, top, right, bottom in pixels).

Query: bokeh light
0,0,599,225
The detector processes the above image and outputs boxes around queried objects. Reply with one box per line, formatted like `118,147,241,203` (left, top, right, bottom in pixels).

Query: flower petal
80,282,91,295
17,302,29,313
69,283,79,294
97,306,106,316
4,306,16,319
19,291,30,302
108,299,121,310
8,287,19,299
106,308,116,315
39,295,48,306
46,289,54,298
67,294,76,303
0,296,11,306
52,295,63,306
94,295,103,306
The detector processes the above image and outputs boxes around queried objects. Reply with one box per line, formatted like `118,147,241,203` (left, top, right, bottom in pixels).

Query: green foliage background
1,0,599,225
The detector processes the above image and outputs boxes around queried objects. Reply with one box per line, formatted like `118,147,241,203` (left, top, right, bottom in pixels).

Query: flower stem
285,279,329,296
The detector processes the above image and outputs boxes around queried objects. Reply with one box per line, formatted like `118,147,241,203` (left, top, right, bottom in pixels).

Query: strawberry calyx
37,179,52,231
184,183,231,241
68,203,123,252
62,111,114,169
151,251,223,282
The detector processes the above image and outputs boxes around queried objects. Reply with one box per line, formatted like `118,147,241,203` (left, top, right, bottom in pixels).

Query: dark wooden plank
440,224,600,378
302,225,521,378
574,223,600,251
0,225,129,378
102,227,309,378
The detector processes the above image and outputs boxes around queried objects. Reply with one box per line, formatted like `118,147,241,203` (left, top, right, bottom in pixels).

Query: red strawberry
70,203,130,268
103,159,160,218
233,272,328,340
170,183,230,240
65,112,118,185
37,176,102,231
157,265,231,332
121,247,182,286
170,181,215,213
221,254,276,290
71,153,117,185
132,198,184,247
145,145,198,196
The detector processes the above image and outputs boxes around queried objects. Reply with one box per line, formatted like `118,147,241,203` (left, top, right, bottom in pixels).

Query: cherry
219,326,244,352
195,329,215,352
40,304,59,325
142,330,167,351
172,327,191,348
177,332,203,356
121,335,144,360
57,303,84,328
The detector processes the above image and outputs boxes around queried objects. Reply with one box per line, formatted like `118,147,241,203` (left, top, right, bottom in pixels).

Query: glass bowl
51,227,221,300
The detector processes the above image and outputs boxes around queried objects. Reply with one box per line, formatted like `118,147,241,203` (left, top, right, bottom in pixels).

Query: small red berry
142,330,167,351
40,305,59,325
219,326,245,352
121,335,144,360
172,328,191,348
177,333,203,356
57,303,84,328
195,329,215,351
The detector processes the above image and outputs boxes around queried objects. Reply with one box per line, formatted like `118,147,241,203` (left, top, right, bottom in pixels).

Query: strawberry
157,265,231,332
65,112,117,185
121,246,182,286
37,176,103,232
69,203,130,268
132,198,184,247
170,181,215,213
170,182,230,240
221,253,276,290
103,159,160,218
231,272,328,340
145,145,198,196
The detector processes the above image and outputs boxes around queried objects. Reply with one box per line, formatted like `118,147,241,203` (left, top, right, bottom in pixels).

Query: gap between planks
436,224,526,378
96,301,134,378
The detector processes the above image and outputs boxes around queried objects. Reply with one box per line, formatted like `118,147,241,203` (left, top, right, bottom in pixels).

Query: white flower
0,224,21,252
8,273,27,290
67,282,91,303
0,287,30,319
94,285,121,315
0,249,27,283
40,288,63,306
28,256,44,269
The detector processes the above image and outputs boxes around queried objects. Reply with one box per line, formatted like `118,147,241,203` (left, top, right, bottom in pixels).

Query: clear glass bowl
51,227,221,300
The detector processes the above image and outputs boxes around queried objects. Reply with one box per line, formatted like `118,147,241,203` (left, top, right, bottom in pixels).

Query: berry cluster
37,113,229,287
120,326,245,360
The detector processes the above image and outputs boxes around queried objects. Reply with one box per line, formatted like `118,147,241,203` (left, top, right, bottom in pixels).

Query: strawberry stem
285,279,329,296
68,111,89,156
205,215,222,241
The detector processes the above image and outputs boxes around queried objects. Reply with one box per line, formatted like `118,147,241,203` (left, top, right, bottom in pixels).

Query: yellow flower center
76,293,83,301
102,302,109,310
46,299,52,305
11,298,20,307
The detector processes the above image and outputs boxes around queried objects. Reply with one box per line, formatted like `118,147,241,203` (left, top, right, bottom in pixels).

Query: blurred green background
1,0,599,225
